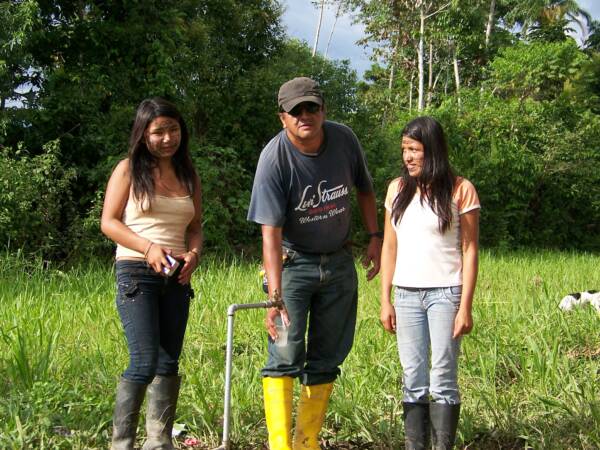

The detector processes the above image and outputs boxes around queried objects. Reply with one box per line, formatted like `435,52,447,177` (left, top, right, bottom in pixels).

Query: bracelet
367,231,384,239
143,241,154,258
189,248,199,262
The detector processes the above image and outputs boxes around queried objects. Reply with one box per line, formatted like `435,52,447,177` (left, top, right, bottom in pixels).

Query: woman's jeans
394,286,462,405
262,246,358,386
115,260,193,384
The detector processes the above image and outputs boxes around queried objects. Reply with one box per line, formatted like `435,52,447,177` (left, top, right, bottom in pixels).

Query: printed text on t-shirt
294,180,349,212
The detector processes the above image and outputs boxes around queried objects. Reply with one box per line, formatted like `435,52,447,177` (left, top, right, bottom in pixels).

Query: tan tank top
116,194,195,259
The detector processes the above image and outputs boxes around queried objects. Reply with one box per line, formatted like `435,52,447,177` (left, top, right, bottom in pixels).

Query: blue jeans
394,286,462,405
115,260,194,384
262,247,358,385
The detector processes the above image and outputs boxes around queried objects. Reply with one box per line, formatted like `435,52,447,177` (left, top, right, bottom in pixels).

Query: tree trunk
429,67,443,105
312,0,325,57
388,63,395,102
418,7,425,111
427,40,434,107
453,49,461,106
324,2,342,58
444,68,449,96
485,0,496,48
409,72,415,112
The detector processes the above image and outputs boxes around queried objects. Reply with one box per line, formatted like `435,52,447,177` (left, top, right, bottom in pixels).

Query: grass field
0,249,599,449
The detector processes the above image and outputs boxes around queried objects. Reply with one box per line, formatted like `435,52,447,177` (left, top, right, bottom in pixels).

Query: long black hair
391,116,456,233
128,97,195,209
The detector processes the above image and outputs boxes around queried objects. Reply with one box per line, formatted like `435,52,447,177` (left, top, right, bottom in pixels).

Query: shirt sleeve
384,178,402,212
454,177,481,215
247,148,287,227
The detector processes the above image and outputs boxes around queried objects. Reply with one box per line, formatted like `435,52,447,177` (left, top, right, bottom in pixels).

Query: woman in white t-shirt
380,116,480,450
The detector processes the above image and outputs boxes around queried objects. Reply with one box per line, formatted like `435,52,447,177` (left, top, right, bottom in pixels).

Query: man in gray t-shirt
247,77,381,449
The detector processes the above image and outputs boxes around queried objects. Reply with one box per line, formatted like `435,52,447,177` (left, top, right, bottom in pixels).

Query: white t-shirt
384,177,480,287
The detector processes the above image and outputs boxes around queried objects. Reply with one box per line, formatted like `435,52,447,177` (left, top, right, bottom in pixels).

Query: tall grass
0,249,598,449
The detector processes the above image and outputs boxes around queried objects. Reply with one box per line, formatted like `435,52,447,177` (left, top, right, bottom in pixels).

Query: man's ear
278,112,286,128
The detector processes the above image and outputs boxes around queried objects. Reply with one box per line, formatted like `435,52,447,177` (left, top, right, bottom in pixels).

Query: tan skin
262,103,382,340
379,136,478,339
101,116,203,285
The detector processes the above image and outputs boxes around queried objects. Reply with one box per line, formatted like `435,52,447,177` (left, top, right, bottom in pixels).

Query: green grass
0,249,599,449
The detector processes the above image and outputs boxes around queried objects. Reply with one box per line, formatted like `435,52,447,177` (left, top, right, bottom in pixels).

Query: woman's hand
380,301,396,334
146,243,171,274
452,308,473,338
174,250,199,285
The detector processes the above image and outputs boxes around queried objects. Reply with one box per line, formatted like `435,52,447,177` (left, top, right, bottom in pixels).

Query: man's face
279,102,325,146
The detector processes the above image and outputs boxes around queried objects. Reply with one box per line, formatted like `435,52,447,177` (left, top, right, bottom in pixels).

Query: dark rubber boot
402,402,430,450
142,375,181,450
430,403,460,450
111,377,147,450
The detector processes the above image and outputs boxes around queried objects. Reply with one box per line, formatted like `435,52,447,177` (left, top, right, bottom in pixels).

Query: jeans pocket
394,286,405,303
282,247,297,266
449,285,462,296
442,286,462,305
117,280,139,303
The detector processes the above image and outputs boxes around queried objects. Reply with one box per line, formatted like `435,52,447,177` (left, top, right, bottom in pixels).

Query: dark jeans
262,247,358,385
115,260,193,384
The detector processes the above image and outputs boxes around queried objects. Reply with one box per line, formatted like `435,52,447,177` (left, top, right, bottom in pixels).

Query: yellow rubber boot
293,382,334,450
263,376,294,450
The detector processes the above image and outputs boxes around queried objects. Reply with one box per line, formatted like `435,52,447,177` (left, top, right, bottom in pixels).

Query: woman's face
144,116,181,159
402,136,425,178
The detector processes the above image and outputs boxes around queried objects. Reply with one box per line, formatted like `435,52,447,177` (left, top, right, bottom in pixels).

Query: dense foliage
355,0,600,250
1,0,599,258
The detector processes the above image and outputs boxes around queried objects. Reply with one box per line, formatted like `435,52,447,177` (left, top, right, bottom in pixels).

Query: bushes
192,145,255,249
433,92,600,249
0,140,76,257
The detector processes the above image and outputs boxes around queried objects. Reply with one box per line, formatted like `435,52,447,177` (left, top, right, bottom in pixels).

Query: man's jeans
394,286,462,404
262,247,358,386
115,260,193,384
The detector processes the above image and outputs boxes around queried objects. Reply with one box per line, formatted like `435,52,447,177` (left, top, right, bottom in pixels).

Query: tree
324,1,355,58
504,0,592,40
584,19,600,53
485,40,585,102
0,0,41,113
484,0,496,48
312,0,326,56
1,0,288,256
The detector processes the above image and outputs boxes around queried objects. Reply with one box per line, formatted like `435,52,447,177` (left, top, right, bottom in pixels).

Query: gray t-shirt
247,121,374,254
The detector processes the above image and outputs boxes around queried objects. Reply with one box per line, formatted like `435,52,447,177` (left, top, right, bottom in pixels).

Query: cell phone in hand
162,254,180,277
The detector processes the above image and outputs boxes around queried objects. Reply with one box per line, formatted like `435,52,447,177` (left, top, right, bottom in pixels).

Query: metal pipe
213,299,284,450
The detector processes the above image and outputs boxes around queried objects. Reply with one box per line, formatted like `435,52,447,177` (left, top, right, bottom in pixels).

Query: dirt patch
464,432,529,449
567,346,600,360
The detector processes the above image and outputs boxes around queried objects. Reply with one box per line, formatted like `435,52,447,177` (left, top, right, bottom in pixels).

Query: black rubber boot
430,403,460,450
402,402,430,450
142,375,181,450
111,377,147,450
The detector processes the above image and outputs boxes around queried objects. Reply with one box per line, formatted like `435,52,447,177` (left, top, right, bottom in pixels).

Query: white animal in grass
559,290,600,312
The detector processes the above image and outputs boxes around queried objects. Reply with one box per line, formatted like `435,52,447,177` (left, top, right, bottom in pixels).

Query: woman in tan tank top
101,97,202,450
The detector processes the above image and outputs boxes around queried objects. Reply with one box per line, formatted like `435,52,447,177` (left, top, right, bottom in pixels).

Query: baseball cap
278,77,324,112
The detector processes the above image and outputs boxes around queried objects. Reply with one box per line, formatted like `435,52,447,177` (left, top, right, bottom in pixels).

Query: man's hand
265,307,290,340
362,237,382,280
